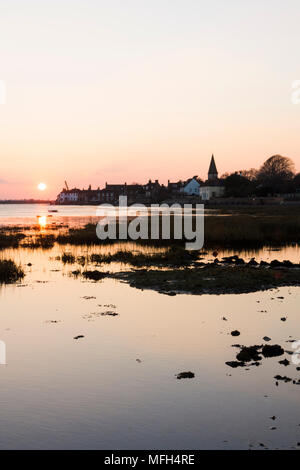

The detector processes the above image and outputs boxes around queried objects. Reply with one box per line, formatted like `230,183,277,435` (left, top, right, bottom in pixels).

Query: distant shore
0,200,54,204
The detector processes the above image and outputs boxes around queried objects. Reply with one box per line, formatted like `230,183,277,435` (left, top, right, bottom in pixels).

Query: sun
37,182,47,191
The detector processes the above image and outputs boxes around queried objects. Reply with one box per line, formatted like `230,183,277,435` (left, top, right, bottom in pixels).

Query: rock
262,344,284,358
263,336,271,342
176,371,195,379
101,311,119,316
73,335,84,340
231,330,240,337
274,375,292,383
236,346,262,362
248,258,258,266
279,359,290,366
82,270,106,281
225,361,246,368
222,255,239,263
260,261,269,267
270,260,282,267
282,260,294,267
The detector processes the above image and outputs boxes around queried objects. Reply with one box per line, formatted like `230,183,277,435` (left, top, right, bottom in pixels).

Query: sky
0,0,300,199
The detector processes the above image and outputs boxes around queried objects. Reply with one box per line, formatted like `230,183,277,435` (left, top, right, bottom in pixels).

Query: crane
64,181,69,191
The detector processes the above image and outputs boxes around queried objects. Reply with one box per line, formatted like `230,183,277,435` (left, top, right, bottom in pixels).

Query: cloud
0,179,8,184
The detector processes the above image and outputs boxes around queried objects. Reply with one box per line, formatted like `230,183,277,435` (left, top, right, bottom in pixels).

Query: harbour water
0,206,300,449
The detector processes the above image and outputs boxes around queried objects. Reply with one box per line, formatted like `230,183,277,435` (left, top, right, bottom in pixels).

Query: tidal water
0,203,205,228
0,203,101,227
0,241,300,449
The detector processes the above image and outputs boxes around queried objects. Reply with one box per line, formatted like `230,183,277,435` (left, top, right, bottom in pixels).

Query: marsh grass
55,209,300,249
0,259,25,284
21,234,55,249
0,233,26,249
204,213,300,246
112,264,300,295
61,252,76,264
1,206,300,250
88,247,200,266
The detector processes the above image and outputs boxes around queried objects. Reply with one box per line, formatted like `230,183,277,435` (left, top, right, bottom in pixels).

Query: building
105,183,144,199
56,188,81,203
208,154,218,181
181,176,201,196
167,180,184,194
200,155,225,201
143,179,161,198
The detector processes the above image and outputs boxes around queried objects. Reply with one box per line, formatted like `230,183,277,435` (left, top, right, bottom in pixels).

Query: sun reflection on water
37,215,47,228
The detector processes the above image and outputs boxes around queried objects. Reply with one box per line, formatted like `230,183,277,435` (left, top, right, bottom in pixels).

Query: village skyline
1,153,299,203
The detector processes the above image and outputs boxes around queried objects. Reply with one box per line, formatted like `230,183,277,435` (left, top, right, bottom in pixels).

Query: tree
240,168,258,181
222,172,255,197
293,173,300,188
257,155,295,194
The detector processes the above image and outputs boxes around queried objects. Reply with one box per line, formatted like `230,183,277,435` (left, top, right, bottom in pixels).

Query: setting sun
37,182,47,191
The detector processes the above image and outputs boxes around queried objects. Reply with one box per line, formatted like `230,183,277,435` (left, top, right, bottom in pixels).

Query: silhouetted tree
293,173,300,189
257,155,295,194
222,173,255,197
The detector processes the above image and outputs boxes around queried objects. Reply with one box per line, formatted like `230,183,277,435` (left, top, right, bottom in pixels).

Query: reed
0,259,25,283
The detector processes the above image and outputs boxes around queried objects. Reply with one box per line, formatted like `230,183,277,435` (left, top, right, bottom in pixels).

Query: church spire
208,154,218,181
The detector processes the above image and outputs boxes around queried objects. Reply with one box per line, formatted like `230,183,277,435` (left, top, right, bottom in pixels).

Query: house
105,183,144,199
143,179,161,198
56,188,81,204
167,180,184,194
181,176,201,196
200,155,225,201
77,185,102,203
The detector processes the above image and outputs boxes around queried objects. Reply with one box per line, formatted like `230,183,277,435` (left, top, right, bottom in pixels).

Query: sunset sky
0,0,300,198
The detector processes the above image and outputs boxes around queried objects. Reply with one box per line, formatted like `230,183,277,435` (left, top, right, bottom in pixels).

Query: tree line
221,155,299,197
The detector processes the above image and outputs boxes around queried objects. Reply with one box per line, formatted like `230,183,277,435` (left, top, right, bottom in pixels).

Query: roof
208,155,218,175
201,180,224,188
184,176,201,187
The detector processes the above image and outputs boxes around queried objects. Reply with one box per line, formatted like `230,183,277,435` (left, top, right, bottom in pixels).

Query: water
0,203,205,227
0,243,300,449
1,206,300,449
0,204,100,227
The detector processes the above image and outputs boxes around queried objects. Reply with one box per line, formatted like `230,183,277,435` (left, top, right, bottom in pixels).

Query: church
199,155,225,201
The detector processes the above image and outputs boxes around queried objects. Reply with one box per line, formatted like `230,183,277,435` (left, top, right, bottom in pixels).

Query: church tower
208,154,218,181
